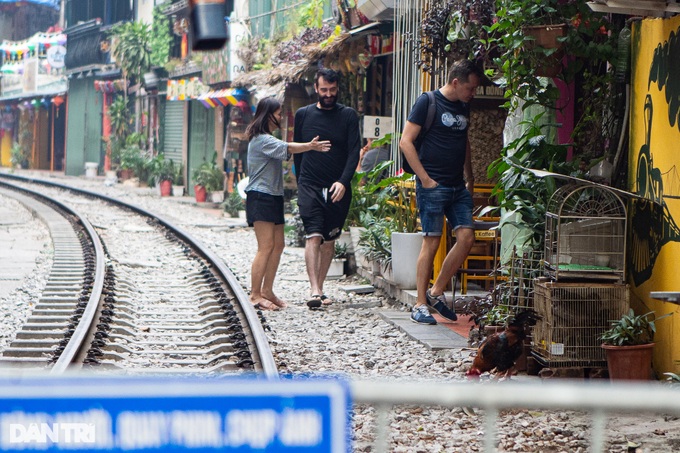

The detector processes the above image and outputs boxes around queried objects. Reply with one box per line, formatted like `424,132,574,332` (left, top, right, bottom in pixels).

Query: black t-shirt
407,90,470,187
293,103,361,189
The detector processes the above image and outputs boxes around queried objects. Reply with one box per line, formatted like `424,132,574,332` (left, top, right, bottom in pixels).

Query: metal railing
352,379,680,453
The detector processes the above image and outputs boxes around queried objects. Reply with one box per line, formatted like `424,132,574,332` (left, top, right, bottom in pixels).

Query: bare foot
250,297,278,311
320,294,333,305
263,293,287,308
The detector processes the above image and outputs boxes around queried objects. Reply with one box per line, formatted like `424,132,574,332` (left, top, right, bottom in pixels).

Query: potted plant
10,142,29,169
345,160,396,263
357,213,394,276
327,242,348,279
150,155,175,196
192,159,223,203
600,309,668,381
222,190,244,218
390,172,423,289
479,304,512,336
417,0,496,74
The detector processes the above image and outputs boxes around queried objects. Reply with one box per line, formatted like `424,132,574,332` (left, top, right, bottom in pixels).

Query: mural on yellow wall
630,17,680,288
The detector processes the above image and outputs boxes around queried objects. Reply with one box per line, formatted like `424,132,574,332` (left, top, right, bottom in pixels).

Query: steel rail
0,179,106,372
0,173,278,379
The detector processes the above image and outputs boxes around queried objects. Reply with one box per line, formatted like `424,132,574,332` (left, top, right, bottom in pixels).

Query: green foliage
600,309,661,346
221,191,244,217
173,162,184,186
485,0,620,110
418,0,496,72
149,155,176,185
150,5,172,67
109,20,152,83
334,242,348,259
107,96,132,169
357,213,395,266
118,135,153,184
297,0,325,29
345,160,409,228
486,112,578,252
480,304,512,327
192,156,224,192
10,142,29,169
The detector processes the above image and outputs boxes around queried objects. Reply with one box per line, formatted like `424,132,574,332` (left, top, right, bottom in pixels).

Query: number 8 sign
362,116,393,139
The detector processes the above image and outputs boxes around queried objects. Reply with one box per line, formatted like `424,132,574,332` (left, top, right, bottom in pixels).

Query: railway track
0,175,277,378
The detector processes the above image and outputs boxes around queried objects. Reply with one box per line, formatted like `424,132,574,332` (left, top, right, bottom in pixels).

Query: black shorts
297,183,351,241
245,191,284,226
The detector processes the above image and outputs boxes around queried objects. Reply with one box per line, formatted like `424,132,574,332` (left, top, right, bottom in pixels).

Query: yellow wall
0,133,11,167
629,16,680,376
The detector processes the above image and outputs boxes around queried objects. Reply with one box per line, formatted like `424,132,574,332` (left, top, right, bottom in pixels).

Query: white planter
348,226,365,254
327,258,346,278
210,191,224,203
391,232,423,289
172,185,184,197
238,210,246,220
84,162,98,178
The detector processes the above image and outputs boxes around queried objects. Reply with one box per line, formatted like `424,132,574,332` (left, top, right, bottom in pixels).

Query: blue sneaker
426,289,458,321
411,305,437,325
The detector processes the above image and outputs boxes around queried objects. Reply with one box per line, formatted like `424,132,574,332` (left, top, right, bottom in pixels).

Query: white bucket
85,162,98,178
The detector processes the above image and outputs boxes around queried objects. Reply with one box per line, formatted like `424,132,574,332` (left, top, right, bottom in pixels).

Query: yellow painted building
629,15,680,376
0,133,11,167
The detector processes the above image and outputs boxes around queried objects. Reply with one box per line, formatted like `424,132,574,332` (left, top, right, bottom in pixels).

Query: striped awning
197,88,247,109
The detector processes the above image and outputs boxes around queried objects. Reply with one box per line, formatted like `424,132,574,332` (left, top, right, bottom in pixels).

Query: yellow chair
451,217,502,296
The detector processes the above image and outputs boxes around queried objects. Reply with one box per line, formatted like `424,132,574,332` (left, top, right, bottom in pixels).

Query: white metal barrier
351,379,680,453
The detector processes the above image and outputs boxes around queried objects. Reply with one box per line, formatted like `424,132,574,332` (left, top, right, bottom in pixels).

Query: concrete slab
340,284,375,294
378,310,468,350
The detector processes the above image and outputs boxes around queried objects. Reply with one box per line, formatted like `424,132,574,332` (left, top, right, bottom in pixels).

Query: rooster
467,309,539,379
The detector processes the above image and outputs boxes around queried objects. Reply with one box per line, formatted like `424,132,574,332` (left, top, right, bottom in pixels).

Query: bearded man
293,68,361,308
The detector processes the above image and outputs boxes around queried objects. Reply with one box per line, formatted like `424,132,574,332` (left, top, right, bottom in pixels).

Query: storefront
0,30,67,170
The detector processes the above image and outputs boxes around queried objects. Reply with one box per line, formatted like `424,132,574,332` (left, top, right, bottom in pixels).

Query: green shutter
163,101,184,165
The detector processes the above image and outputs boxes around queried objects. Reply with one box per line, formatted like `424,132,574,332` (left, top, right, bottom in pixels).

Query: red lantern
52,96,64,107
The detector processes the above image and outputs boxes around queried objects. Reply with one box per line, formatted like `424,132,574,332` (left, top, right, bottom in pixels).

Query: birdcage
544,184,627,282
531,280,629,367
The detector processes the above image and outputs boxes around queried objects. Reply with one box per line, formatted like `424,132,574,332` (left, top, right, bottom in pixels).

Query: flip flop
307,295,322,309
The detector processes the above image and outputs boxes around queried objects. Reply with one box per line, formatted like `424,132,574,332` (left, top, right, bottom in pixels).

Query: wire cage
544,184,627,282
531,280,629,367
494,247,544,310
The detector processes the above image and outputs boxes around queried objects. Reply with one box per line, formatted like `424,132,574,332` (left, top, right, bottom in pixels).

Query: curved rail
0,179,106,372
0,172,278,379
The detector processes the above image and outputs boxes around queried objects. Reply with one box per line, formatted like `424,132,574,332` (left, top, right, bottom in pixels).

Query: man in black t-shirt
294,69,361,307
399,59,484,325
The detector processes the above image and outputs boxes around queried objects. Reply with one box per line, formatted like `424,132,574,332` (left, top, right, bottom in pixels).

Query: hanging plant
417,0,496,74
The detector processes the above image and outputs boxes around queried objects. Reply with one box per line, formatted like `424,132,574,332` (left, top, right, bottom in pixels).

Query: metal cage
544,184,627,282
532,280,629,367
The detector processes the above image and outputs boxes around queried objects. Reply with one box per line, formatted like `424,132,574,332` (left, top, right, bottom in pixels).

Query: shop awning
0,0,59,8
197,88,248,108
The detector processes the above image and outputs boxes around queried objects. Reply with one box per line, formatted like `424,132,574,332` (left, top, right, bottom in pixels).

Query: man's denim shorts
416,181,474,236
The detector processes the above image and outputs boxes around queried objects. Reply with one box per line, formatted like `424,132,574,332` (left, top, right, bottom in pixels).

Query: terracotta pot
159,180,172,197
602,343,655,381
194,185,207,203
523,24,568,49
484,325,505,336
118,168,134,180
523,24,568,77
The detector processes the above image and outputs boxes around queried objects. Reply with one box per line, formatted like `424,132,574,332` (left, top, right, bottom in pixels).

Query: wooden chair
451,218,501,296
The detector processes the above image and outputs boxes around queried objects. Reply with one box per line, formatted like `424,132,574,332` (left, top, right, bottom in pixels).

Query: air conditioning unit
357,0,396,21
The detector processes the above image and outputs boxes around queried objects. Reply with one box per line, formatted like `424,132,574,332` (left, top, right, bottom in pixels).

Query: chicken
467,309,539,379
